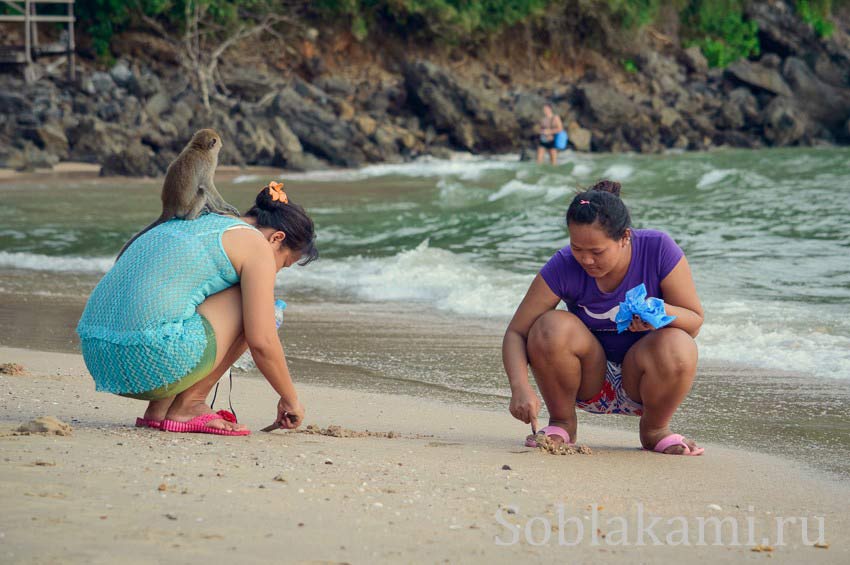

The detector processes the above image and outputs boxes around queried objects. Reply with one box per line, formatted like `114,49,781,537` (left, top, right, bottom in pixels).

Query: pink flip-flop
135,417,163,429
525,425,574,447
649,433,704,456
161,412,250,436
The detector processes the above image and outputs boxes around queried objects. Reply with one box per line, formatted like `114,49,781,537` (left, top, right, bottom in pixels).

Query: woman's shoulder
541,245,582,278
633,228,679,246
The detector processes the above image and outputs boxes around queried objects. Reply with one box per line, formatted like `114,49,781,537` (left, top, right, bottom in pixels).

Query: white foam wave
601,164,634,181
0,251,113,273
487,179,546,202
232,174,262,184
572,163,593,177
696,169,734,189
280,240,530,318
285,154,519,183
698,299,850,379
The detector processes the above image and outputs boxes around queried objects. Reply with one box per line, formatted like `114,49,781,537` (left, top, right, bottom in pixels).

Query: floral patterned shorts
576,361,644,416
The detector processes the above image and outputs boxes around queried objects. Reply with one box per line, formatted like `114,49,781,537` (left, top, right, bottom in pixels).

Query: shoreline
1,345,848,563
1,279,850,481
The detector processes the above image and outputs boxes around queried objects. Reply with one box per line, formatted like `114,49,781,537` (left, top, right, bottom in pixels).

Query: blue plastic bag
554,130,568,150
614,284,676,333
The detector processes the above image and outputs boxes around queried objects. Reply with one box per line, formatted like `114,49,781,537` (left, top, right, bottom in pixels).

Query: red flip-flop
161,411,250,436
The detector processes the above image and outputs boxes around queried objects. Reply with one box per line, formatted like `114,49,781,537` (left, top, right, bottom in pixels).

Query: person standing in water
77,182,316,436
537,103,565,166
502,180,705,455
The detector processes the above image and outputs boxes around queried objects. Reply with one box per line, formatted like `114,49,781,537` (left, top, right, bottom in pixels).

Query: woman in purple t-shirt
502,180,705,455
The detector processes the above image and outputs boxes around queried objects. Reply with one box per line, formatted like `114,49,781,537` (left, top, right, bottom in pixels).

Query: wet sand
1,282,849,480
1,345,848,563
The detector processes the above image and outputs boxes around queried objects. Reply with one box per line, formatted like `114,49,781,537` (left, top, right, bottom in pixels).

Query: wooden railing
0,0,75,82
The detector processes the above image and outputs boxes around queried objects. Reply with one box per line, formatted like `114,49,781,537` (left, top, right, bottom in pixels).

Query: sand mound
526,433,592,455
0,363,26,376
298,424,398,439
16,416,72,436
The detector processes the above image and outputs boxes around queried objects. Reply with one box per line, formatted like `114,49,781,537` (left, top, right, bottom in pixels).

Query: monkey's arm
200,183,240,216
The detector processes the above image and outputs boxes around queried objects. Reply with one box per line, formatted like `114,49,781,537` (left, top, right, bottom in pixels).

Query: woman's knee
196,285,245,367
649,328,698,377
527,311,585,363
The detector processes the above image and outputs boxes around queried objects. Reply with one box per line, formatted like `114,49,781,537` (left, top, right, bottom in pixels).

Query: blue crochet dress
77,214,250,395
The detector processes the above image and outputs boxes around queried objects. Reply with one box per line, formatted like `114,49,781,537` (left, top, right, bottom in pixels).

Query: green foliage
75,0,270,56
681,0,760,68
316,0,550,43
606,0,662,29
621,58,638,73
796,0,835,38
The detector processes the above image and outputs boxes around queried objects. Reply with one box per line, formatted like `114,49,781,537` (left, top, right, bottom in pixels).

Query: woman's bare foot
528,419,577,446
142,398,174,422
641,427,701,455
164,399,248,432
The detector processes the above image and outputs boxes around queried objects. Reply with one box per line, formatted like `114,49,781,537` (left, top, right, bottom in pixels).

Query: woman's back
77,213,247,394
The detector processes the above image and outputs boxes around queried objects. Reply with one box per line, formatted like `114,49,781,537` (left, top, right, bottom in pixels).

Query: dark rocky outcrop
403,60,519,153
1,1,850,175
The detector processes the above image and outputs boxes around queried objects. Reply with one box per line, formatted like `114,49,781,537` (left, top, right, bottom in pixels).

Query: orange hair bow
268,181,288,204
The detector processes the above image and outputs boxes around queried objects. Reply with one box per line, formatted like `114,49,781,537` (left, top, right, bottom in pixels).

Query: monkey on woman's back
116,128,239,260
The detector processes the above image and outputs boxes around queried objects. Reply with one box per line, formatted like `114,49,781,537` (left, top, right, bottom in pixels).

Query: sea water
2,147,849,381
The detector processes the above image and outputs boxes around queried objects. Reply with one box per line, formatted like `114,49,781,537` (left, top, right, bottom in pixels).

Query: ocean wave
699,318,850,378
487,179,548,202
232,174,263,184
281,240,531,318
696,169,735,189
285,154,520,182
0,251,113,273
601,164,634,181
284,247,850,379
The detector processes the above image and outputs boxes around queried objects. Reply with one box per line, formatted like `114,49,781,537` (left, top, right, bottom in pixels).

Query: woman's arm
658,256,704,337
503,274,561,426
239,250,299,399
226,230,303,427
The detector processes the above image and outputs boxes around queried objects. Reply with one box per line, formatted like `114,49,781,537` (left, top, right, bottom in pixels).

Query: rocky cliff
1,1,849,175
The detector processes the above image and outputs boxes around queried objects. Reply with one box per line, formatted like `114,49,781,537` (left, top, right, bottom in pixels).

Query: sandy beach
1,345,847,564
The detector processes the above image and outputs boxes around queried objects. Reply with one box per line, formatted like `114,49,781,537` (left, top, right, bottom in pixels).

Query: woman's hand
628,315,655,333
510,386,540,431
276,397,305,429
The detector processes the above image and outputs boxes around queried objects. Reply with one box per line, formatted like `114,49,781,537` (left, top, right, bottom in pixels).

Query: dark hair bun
566,179,631,240
245,184,319,265
255,185,286,211
589,179,622,197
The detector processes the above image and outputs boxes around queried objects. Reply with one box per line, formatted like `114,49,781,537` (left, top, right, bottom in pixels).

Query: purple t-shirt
539,229,684,363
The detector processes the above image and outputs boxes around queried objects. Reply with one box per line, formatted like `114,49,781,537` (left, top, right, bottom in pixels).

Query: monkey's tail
115,217,167,262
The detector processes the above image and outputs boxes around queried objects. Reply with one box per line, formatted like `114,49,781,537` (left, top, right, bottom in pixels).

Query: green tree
681,0,760,68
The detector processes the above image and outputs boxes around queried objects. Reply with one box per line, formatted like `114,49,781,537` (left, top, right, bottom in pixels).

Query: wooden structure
0,0,75,82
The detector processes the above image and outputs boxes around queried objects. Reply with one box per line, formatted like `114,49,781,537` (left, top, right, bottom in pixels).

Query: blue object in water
274,299,287,328
554,130,568,150
614,283,676,334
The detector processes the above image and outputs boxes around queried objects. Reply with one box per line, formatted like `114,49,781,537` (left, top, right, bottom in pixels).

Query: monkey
116,128,239,260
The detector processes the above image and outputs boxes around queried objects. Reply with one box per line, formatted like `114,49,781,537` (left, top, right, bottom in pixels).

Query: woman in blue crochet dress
502,180,706,455
77,182,316,436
